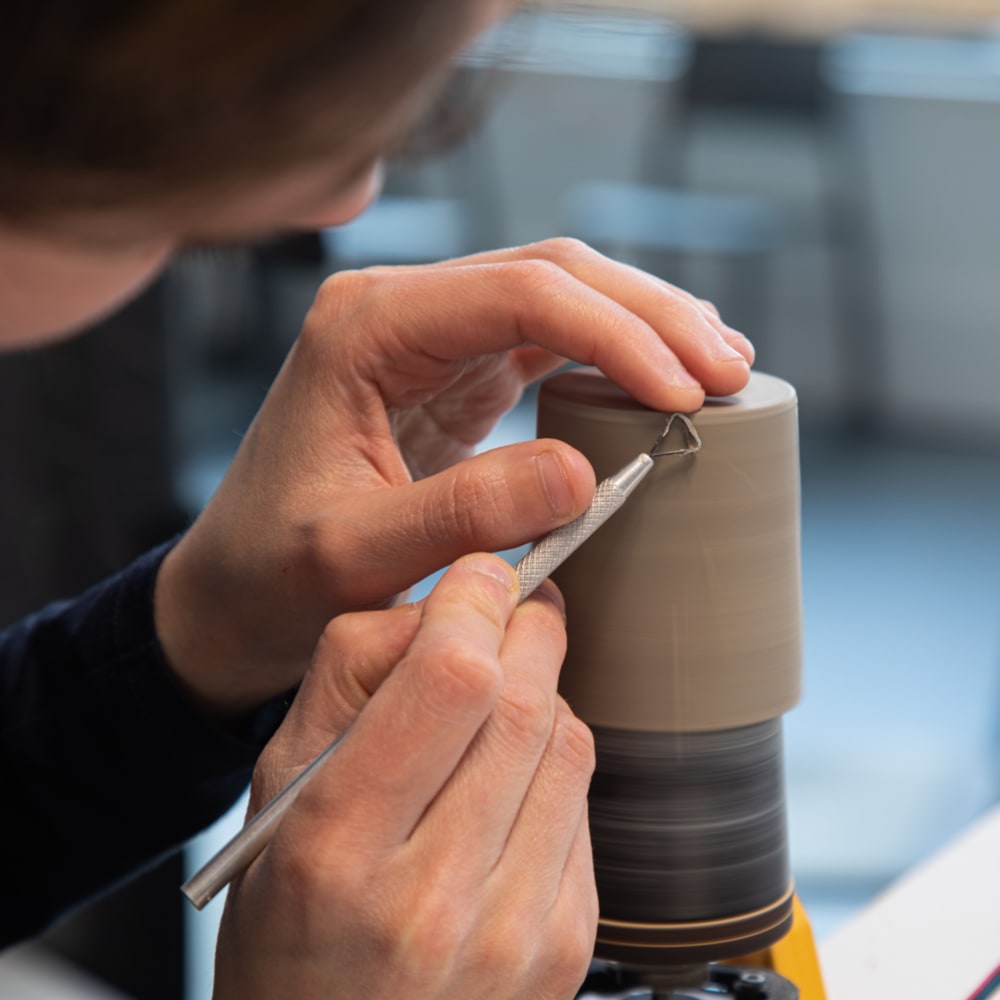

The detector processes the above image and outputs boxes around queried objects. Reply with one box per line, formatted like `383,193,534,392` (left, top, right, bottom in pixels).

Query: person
0,0,755,995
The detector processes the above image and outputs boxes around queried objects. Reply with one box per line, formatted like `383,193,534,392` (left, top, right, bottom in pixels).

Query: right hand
213,553,598,1000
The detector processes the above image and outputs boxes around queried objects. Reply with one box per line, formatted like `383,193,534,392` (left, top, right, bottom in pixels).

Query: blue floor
791,434,1000,937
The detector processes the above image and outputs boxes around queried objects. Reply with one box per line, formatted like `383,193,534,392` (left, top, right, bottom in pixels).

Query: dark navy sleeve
0,537,291,945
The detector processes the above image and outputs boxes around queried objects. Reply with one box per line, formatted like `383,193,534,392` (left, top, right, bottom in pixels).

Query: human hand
213,554,598,1000
156,239,753,713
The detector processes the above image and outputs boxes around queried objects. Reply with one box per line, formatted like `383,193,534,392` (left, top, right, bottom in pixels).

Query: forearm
0,538,290,945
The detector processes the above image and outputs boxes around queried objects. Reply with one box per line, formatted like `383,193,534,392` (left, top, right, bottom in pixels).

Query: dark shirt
0,538,289,945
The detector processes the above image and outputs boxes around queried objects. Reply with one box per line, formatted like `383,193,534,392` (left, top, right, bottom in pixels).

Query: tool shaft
182,736,344,909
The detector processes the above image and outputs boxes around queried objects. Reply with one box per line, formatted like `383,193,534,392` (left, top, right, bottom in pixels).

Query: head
0,0,511,344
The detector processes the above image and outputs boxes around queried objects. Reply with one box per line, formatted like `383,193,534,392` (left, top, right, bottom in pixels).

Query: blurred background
2,0,1000,996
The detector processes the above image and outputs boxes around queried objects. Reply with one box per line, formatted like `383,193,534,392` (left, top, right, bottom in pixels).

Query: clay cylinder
537,368,802,733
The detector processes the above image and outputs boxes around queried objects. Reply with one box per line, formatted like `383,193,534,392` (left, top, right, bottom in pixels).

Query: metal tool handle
182,735,345,910
514,452,654,601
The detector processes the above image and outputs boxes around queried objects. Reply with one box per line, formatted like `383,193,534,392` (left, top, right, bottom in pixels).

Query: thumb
330,441,596,606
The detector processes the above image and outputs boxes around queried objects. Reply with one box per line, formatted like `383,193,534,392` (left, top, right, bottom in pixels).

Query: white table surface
820,802,1000,1000
0,942,128,999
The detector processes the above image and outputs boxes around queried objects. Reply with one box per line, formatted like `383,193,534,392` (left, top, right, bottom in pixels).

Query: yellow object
732,896,827,1000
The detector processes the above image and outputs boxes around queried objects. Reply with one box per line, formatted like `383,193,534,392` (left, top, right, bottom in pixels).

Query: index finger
432,238,754,370
346,238,752,407
325,260,700,415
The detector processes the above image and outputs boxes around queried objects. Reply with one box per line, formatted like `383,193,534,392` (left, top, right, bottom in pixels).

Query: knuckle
294,517,380,610
503,257,571,297
248,731,308,813
545,916,597,992
269,833,368,906
379,886,469,983
315,613,357,657
493,679,554,750
431,462,508,542
534,235,594,262
315,267,380,311
312,615,372,713
266,839,314,896
302,269,383,350
425,638,503,714
482,910,592,993
517,590,568,643
473,915,533,975
462,577,515,634
551,710,596,779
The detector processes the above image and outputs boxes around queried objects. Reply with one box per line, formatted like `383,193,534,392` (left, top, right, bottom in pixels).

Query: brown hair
0,0,488,224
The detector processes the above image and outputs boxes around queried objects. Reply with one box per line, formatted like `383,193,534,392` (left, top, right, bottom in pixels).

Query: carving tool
181,413,700,910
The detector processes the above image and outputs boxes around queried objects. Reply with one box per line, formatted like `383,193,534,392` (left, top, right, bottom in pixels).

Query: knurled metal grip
514,453,654,602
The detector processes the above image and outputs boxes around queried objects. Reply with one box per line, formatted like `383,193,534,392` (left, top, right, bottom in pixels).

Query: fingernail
535,450,576,520
712,337,749,363
465,554,516,591
669,366,702,389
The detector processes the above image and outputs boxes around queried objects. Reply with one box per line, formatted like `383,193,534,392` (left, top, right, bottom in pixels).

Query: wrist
154,534,302,720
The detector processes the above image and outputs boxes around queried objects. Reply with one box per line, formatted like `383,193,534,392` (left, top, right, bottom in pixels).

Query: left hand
155,238,753,715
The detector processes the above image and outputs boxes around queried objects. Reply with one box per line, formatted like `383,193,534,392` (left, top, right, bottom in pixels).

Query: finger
623,281,755,368
690,295,755,365
273,604,423,757
455,240,753,396
322,260,708,414
490,699,596,906
534,811,599,992
410,581,569,874
371,238,752,398
457,704,597,1000
280,553,518,853
508,344,573,386
246,603,423,811
311,440,596,609
460,802,597,1000
696,295,751,354
437,242,751,361
485,243,757,374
